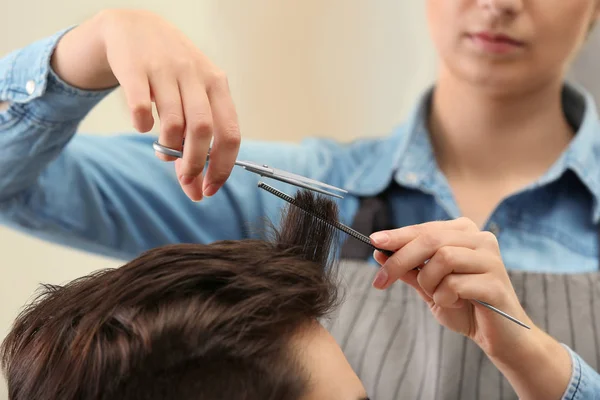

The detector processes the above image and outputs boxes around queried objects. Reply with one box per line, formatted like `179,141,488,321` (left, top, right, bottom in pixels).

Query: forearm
488,326,571,399
489,326,600,400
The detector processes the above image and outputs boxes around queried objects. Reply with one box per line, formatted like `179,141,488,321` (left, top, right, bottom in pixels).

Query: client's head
1,190,367,400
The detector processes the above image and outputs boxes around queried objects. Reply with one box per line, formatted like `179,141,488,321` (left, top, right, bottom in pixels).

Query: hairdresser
1,1,600,399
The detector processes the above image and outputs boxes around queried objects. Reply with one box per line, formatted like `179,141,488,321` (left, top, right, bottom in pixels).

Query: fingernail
370,232,389,244
372,267,389,289
180,175,196,185
203,184,218,198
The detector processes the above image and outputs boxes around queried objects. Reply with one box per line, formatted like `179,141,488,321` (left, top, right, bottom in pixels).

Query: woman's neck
428,70,574,183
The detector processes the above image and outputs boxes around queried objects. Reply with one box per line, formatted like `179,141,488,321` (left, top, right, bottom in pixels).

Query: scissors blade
260,173,344,198
239,162,346,198
269,167,348,194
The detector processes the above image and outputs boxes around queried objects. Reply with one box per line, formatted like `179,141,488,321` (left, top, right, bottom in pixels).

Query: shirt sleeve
0,29,349,261
561,344,600,400
0,26,116,201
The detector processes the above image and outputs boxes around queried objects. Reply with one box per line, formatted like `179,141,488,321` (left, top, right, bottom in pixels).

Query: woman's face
426,0,600,94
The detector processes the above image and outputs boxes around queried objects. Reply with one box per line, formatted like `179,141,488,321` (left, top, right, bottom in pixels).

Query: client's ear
587,10,598,37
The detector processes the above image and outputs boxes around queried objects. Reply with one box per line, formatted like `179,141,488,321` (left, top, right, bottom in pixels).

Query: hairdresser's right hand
51,9,241,201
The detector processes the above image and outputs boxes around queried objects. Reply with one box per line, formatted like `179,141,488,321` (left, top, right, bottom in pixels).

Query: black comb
258,182,394,258
258,181,532,330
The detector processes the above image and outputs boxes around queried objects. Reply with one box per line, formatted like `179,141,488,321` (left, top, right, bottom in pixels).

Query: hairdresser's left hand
370,217,576,399
369,217,535,357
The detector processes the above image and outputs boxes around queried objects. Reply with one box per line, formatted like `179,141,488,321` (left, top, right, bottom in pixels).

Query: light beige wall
0,1,436,397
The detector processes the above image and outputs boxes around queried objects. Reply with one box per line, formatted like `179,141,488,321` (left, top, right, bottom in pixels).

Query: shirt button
488,222,500,236
25,80,36,95
405,173,418,184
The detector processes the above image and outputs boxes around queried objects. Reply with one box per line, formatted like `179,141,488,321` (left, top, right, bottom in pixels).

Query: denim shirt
1,28,600,399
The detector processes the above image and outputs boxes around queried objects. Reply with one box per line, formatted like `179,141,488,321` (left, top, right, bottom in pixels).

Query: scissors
152,141,348,199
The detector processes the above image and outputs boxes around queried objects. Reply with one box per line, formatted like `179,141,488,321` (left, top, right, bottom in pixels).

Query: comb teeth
257,182,393,257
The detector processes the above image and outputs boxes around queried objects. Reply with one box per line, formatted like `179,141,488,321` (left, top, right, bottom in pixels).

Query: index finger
202,73,241,197
370,217,479,250
177,75,213,201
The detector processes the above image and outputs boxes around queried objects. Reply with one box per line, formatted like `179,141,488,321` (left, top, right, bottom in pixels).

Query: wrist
488,326,572,400
50,12,118,90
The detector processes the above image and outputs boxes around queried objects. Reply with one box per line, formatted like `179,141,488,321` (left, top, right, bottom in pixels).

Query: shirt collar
345,83,600,223
344,88,436,198
547,82,600,223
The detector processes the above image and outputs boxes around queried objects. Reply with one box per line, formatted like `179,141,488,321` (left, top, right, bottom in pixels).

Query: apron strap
340,185,396,260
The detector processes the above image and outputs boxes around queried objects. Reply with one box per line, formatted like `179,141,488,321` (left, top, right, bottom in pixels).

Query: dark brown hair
1,190,342,400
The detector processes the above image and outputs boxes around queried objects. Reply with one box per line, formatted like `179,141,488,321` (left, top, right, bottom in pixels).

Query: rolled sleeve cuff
561,344,600,400
0,26,115,125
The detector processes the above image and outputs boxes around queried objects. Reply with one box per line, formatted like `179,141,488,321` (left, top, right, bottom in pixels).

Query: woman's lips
468,31,525,54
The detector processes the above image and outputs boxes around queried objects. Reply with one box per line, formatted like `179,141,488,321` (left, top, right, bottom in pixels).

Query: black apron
327,187,600,399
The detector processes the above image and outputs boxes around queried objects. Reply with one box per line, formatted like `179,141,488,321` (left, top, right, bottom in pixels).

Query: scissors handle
153,141,254,172
153,141,206,159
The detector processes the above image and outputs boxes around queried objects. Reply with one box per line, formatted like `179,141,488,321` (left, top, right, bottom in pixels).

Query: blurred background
0,1,598,397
